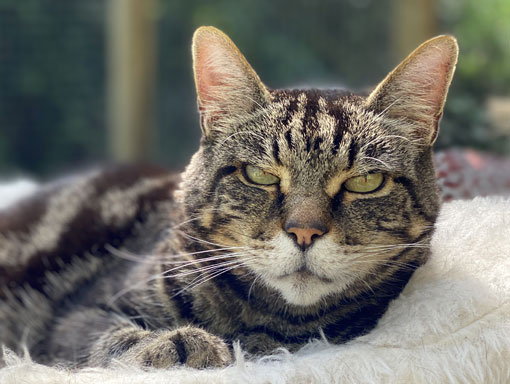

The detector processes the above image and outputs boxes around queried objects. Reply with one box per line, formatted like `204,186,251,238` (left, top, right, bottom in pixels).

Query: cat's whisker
361,156,393,171
161,254,254,275
164,257,256,280
174,263,245,292
364,134,412,148
357,275,378,297
356,241,430,251
105,244,160,264
172,262,251,298
161,251,252,271
375,96,403,119
219,131,267,146
350,245,430,255
163,252,252,265
166,207,227,230
105,244,246,265
108,277,160,305
350,259,419,270
108,253,254,304
167,216,202,229
247,273,264,301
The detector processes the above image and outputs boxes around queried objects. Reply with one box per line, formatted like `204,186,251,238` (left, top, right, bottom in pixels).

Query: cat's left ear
192,26,270,137
365,36,458,144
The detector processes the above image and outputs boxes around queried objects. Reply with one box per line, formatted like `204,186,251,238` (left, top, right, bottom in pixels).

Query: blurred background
0,0,509,180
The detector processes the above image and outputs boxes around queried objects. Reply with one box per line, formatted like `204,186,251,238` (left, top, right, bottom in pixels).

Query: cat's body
0,27,458,369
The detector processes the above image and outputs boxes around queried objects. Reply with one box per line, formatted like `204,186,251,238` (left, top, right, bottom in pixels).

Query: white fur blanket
1,196,509,383
0,179,38,210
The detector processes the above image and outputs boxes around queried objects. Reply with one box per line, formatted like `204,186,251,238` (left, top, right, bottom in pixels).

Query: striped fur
0,27,458,368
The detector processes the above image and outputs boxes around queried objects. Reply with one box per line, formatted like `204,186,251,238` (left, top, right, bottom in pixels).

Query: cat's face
178,27,457,306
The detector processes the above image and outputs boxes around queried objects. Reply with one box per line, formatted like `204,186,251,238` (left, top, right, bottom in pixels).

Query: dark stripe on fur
347,139,357,169
331,134,342,156
305,136,312,153
322,296,388,342
107,330,144,357
393,177,435,222
0,165,176,296
284,130,293,150
165,279,195,321
314,136,323,152
239,324,317,344
331,190,345,212
173,331,188,364
206,166,237,203
214,269,250,301
303,93,319,131
279,94,298,127
272,140,282,164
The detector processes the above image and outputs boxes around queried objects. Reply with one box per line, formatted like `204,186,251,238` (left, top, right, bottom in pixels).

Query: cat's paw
135,326,232,369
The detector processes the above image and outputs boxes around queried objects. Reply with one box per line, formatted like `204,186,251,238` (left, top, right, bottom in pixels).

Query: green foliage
446,0,510,95
0,0,106,177
0,0,507,177
436,0,510,153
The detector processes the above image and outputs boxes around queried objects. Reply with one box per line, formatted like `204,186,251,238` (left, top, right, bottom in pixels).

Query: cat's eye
344,173,384,193
244,165,280,185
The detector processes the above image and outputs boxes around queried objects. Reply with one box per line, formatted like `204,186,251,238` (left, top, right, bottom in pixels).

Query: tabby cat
0,27,458,369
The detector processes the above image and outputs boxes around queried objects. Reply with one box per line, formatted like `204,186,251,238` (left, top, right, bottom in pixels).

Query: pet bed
1,196,509,383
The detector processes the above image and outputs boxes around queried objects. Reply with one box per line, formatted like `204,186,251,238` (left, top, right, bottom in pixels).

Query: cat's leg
45,308,232,369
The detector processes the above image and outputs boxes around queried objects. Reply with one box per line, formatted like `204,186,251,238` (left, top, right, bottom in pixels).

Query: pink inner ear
404,45,453,116
195,44,225,106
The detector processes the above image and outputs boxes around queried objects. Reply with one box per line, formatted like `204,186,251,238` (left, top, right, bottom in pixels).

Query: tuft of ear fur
366,36,458,144
192,26,270,137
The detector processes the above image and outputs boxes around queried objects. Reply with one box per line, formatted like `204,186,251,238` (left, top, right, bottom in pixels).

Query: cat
0,26,458,369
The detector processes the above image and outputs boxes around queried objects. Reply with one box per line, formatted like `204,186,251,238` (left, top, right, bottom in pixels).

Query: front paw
136,326,232,369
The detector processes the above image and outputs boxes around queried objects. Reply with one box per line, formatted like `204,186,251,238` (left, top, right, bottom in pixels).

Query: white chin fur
255,232,356,306
267,275,337,306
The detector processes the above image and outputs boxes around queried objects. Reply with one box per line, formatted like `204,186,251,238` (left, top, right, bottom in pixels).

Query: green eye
244,165,280,185
344,173,384,193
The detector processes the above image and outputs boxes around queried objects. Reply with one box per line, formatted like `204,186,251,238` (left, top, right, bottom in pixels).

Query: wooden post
107,0,157,162
391,0,438,61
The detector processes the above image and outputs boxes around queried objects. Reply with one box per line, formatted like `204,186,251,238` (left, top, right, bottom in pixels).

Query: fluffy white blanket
0,179,38,210
1,196,509,383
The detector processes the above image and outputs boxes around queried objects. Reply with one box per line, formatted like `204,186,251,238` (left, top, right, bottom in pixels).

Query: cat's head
177,27,458,306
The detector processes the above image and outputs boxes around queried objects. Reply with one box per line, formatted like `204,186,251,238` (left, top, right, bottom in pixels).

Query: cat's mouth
279,266,333,283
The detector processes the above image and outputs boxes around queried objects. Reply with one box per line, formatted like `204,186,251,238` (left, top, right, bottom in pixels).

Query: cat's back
0,165,178,351
0,164,177,284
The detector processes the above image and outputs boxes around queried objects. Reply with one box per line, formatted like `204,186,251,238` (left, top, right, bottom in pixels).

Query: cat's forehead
259,89,387,173
270,88,360,128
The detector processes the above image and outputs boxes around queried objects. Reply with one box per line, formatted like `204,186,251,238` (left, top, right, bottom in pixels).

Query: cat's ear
192,26,270,137
365,35,458,144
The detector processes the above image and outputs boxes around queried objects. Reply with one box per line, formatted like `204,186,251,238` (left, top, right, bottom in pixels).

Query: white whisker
172,263,249,298
105,244,247,265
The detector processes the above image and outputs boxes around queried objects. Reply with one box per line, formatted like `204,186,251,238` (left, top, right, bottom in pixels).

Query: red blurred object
435,149,510,201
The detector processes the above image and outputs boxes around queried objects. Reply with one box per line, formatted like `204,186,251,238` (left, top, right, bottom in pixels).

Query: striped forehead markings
347,139,358,169
272,138,282,165
278,93,347,156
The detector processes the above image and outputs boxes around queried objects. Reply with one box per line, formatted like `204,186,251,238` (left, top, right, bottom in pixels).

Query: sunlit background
0,0,509,179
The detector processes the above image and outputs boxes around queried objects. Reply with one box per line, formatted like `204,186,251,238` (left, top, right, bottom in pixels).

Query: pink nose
285,226,326,250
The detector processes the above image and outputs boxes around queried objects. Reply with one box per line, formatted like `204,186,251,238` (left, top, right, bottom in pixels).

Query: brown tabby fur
0,27,458,369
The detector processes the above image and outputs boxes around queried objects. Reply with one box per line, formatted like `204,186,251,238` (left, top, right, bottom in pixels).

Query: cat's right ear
192,26,270,138
365,35,458,145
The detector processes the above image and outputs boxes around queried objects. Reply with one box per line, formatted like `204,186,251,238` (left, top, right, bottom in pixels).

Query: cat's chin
268,272,340,307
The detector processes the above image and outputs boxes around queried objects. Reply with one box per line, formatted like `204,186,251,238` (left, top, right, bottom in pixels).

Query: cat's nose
284,223,326,251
